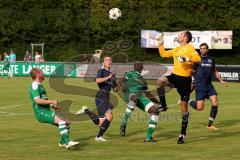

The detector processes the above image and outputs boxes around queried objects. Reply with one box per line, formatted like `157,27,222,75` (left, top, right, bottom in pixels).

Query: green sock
146,127,155,139
58,121,70,144
146,115,158,139
121,104,134,127
121,112,131,127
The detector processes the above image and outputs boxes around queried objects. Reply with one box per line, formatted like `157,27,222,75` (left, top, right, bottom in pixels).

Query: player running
2,52,12,78
76,56,118,142
188,43,227,130
156,31,201,144
119,62,164,142
29,68,79,149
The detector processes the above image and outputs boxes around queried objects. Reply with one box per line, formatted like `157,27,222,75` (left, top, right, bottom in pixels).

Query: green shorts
35,109,55,125
3,65,10,70
126,93,154,112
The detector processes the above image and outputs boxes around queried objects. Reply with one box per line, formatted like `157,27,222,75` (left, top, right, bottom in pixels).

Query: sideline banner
0,62,238,82
141,30,232,49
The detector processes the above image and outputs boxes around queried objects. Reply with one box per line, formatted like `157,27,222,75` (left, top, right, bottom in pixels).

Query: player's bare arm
96,74,114,83
214,69,227,87
143,90,160,104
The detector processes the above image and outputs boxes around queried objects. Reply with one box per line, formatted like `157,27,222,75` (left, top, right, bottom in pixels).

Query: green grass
0,77,240,160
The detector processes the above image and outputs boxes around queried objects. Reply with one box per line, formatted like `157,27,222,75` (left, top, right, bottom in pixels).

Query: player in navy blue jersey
76,56,118,141
189,43,227,130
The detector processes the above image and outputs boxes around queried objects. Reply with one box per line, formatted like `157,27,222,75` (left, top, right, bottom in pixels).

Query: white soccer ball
109,8,121,20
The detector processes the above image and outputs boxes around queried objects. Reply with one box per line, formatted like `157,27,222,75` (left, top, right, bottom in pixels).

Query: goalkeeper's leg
157,76,172,108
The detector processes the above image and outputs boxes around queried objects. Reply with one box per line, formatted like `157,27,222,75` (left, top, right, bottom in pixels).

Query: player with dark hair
119,62,164,142
189,43,227,130
155,31,201,144
76,56,118,142
29,68,79,149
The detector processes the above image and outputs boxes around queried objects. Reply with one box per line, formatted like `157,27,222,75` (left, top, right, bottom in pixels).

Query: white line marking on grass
0,104,23,109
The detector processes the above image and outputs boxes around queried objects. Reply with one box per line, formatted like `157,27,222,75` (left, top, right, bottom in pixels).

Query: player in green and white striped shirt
29,68,79,149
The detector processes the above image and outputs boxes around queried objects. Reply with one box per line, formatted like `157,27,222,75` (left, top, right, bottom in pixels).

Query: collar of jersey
33,81,40,85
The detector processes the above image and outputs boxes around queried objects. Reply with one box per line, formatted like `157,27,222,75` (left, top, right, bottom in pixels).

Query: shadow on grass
185,119,240,144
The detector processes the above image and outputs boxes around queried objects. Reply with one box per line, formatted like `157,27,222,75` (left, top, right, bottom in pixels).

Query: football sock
208,106,218,127
85,109,99,125
97,119,110,138
157,87,167,107
121,101,135,127
189,100,197,110
58,121,70,144
146,114,159,139
180,112,189,135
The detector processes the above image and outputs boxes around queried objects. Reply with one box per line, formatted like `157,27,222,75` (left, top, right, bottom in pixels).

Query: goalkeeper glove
155,33,164,46
177,56,190,63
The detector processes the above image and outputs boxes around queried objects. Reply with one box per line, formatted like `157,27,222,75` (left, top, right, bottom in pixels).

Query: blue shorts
195,84,217,101
95,90,113,118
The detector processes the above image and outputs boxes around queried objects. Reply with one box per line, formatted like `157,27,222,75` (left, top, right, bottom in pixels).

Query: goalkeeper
155,31,201,144
119,62,164,142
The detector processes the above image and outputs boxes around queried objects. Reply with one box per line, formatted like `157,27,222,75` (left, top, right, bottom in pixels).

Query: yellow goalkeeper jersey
159,44,201,77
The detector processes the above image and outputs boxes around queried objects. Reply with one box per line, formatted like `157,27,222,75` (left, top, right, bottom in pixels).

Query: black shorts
166,73,192,102
95,90,113,118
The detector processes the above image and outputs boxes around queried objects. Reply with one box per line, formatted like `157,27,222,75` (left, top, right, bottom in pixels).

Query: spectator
83,53,89,63
23,50,31,62
39,52,44,62
9,50,16,64
35,51,42,63
91,49,102,63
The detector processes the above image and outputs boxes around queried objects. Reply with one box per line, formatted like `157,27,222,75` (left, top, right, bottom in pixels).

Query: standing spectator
83,53,89,63
39,52,44,62
9,50,16,64
23,50,31,62
35,51,42,63
91,49,102,63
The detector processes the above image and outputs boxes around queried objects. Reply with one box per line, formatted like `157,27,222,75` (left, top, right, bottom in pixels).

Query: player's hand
52,105,61,110
108,73,115,79
177,56,190,63
121,84,127,92
51,100,58,106
220,81,227,87
155,33,164,46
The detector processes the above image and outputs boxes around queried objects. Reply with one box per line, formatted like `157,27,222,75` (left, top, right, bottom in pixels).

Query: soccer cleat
95,136,107,142
58,143,66,148
207,125,218,130
65,140,80,149
120,126,126,137
177,134,185,144
76,106,88,115
144,137,157,143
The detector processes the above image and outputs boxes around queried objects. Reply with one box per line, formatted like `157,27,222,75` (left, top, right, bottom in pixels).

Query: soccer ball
109,8,121,20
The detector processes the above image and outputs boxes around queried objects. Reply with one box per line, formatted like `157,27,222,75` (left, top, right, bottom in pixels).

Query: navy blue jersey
96,68,113,92
193,56,215,90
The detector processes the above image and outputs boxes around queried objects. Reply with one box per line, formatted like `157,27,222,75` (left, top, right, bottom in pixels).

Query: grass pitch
0,77,239,160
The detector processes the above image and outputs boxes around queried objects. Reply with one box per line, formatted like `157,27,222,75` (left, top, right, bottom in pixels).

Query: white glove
155,33,164,45
177,56,190,63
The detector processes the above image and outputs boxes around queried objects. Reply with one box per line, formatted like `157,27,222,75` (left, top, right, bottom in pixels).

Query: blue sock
208,106,218,127
97,119,110,138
